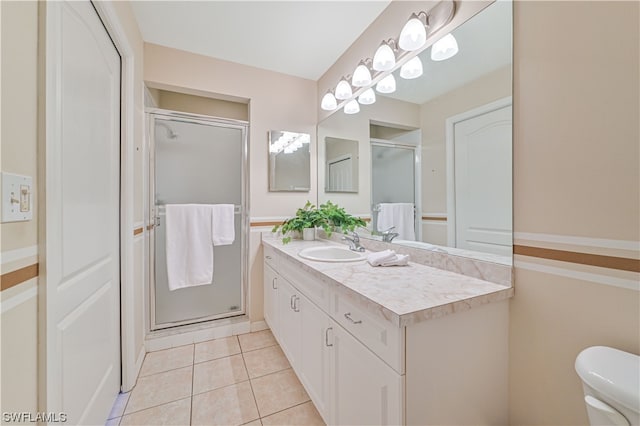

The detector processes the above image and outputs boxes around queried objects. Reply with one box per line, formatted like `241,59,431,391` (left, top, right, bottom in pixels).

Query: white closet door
454,104,512,256
43,1,121,424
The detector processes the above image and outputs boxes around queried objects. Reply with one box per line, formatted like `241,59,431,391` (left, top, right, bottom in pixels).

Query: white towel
165,204,215,291
380,254,409,267
367,250,410,267
211,204,235,246
377,203,415,241
367,249,397,266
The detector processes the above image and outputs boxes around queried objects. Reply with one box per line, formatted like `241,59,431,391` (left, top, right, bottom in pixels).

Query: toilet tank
575,346,640,426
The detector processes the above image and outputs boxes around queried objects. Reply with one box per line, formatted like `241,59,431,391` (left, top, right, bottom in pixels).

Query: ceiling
131,1,391,81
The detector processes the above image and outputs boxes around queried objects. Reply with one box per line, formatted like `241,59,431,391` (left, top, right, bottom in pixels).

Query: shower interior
147,109,249,331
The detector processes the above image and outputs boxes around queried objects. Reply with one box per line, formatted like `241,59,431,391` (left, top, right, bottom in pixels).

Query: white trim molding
515,260,639,292
514,232,640,252
1,245,39,265
1,285,38,314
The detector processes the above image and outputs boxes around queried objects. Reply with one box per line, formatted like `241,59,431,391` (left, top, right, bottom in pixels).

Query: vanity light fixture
400,56,423,79
321,91,338,111
319,0,455,113
352,61,373,87
335,78,353,100
398,12,428,51
431,33,459,61
376,74,396,94
373,40,396,72
358,88,376,105
344,99,360,114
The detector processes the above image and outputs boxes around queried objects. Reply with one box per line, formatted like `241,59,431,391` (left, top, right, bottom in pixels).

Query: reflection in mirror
325,137,359,193
268,130,310,192
317,1,512,265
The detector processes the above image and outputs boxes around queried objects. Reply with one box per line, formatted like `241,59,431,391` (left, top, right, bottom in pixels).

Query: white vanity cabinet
329,319,403,425
262,239,510,425
263,250,403,425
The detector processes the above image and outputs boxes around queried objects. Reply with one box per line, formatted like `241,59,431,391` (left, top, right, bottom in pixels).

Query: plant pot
302,227,315,241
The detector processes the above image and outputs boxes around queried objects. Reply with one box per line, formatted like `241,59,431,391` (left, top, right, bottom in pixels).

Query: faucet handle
381,226,396,235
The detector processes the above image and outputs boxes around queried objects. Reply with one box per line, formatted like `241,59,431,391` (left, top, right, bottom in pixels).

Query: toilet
575,346,640,426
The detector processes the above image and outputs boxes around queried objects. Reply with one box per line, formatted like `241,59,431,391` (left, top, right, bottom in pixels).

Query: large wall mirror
317,1,513,265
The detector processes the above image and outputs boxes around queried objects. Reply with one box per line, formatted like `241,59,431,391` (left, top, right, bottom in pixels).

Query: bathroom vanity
262,234,513,425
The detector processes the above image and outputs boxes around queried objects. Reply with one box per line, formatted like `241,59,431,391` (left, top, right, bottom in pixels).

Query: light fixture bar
320,0,455,114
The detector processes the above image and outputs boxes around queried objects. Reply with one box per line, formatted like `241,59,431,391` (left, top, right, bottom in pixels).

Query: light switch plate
2,172,33,222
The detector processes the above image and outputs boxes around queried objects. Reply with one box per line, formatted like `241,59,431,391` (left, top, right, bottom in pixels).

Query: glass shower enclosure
147,109,248,330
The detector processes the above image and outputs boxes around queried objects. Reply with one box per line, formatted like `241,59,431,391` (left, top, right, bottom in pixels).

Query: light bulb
376,74,396,94
352,63,372,87
321,92,337,110
431,33,458,61
398,14,426,51
344,99,360,114
358,88,376,105
335,79,353,100
373,42,395,71
400,56,423,79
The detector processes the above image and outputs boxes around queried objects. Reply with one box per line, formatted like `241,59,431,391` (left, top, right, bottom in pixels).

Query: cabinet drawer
264,245,278,269
332,292,404,374
279,257,330,312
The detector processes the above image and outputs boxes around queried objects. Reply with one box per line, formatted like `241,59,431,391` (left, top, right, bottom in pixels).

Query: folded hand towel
367,249,397,266
380,254,410,267
367,249,410,267
211,204,235,246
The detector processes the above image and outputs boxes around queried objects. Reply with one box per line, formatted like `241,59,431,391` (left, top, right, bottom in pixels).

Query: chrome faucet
381,226,399,243
342,231,365,252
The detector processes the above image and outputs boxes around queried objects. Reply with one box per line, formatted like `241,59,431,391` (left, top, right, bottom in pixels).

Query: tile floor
107,330,325,426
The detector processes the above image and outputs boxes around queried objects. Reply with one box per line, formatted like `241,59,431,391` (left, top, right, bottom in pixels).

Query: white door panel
454,104,512,256
44,1,121,424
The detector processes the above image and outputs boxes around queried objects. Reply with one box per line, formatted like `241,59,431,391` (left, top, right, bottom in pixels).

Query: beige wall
156,89,249,122
510,2,640,424
0,0,39,415
144,43,318,322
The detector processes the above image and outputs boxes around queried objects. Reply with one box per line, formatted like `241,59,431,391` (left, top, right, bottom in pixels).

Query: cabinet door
330,321,403,426
263,264,279,336
277,277,301,370
298,293,331,422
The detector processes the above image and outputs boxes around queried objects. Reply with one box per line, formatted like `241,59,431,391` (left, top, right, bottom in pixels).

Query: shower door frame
370,139,422,241
146,108,249,331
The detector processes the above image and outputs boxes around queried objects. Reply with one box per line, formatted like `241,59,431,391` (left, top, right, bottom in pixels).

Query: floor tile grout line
138,363,194,379
191,377,252,398
240,341,278,355
240,349,262,421
258,399,315,422
190,343,195,426
120,396,192,419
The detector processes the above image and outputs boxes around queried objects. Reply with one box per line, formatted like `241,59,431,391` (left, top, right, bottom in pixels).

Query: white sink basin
299,246,366,262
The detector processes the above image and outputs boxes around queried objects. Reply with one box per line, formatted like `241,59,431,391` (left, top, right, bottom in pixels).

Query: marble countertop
262,234,514,327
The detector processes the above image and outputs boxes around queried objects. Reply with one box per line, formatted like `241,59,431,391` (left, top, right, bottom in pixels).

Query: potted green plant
272,201,331,244
319,201,367,233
